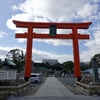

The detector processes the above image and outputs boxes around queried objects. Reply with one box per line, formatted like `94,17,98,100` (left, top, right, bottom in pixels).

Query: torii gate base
13,20,92,81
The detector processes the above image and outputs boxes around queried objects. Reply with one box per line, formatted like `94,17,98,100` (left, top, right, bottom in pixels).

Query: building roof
1,58,16,67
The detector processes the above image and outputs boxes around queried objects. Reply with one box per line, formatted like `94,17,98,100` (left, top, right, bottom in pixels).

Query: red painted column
24,26,33,80
72,27,81,78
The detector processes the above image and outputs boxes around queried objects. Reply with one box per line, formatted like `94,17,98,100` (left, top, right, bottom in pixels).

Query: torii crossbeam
13,20,92,81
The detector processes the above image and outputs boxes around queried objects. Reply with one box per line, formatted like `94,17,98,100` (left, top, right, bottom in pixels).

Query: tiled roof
1,58,16,67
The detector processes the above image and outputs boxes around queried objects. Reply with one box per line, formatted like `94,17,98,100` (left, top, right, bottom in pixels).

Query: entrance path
9,77,100,100
34,77,74,97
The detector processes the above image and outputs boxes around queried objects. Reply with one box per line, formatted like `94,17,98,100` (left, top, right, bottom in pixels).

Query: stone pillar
91,57,99,83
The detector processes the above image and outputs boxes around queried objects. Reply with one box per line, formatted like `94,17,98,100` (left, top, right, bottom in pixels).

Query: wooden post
24,26,33,81
72,27,81,79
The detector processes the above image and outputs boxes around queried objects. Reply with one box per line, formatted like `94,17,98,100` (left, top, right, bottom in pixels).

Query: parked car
30,73,42,83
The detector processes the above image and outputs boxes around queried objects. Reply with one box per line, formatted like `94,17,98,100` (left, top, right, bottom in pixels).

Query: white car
30,73,42,83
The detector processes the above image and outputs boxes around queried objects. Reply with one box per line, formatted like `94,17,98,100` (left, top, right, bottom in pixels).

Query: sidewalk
9,77,100,100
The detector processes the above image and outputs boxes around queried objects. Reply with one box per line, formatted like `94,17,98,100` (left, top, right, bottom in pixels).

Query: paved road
20,77,47,96
9,77,100,100
34,77,74,97
57,77,85,95
57,77,75,86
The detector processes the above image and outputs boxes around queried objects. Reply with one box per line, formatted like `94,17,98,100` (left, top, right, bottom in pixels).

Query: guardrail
76,82,100,95
0,81,30,99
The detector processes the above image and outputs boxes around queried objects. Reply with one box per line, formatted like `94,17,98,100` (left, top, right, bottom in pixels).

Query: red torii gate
13,20,92,81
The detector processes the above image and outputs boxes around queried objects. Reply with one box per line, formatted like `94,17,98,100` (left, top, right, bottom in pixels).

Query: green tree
53,63,63,71
44,62,51,69
63,61,74,72
6,49,25,72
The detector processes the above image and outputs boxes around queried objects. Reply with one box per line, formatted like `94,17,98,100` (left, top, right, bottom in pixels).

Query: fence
76,73,100,95
80,73,93,82
0,81,30,99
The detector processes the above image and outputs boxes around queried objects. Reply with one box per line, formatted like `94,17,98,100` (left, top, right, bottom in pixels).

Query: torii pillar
13,20,92,81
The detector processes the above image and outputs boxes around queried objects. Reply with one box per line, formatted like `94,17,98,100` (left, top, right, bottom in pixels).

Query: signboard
0,70,17,80
49,25,56,36
0,71,6,80
6,70,17,80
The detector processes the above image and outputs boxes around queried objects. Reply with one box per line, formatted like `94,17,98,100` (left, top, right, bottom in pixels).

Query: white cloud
80,24,100,62
80,44,100,62
12,5,18,11
6,14,49,33
15,0,89,22
34,39,72,46
5,0,100,63
6,0,91,46
0,31,8,38
77,3,98,18
17,39,26,42
0,45,73,63
85,24,100,47
91,0,100,3
32,48,73,63
0,45,27,60
0,46,16,60
7,0,91,29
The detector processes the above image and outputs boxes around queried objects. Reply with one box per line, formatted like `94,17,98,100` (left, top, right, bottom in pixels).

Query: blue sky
0,0,100,63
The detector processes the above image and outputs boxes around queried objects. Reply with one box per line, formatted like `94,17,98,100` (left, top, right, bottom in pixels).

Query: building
42,59,58,65
0,58,16,69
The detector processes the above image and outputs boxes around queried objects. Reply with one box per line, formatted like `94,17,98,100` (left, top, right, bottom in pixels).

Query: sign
49,25,56,36
6,70,17,80
0,71,6,80
0,70,17,80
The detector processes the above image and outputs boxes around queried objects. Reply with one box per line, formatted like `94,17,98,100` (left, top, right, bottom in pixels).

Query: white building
42,59,58,65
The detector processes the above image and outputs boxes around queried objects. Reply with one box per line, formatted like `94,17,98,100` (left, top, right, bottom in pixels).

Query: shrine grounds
16,76,88,96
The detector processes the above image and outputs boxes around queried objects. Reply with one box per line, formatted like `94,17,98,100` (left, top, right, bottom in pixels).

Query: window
31,75,38,77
